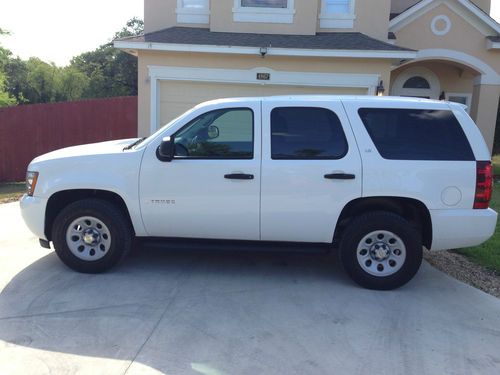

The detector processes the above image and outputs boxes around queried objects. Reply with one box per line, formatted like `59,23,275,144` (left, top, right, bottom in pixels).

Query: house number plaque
257,73,271,81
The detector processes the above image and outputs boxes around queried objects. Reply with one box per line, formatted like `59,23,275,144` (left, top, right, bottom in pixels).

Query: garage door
158,81,367,128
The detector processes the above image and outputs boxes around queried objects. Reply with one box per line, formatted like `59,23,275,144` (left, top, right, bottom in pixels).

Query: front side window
174,108,254,159
271,107,348,160
358,108,474,161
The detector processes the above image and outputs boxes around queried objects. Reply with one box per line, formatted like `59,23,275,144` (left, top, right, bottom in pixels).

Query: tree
0,18,143,106
0,27,16,107
25,58,60,103
58,66,89,101
70,17,143,99
0,71,16,107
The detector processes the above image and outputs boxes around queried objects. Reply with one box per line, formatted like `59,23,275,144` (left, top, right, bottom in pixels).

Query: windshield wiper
124,137,147,151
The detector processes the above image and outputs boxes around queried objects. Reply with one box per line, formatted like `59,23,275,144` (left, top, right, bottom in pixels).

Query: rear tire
52,199,133,273
339,211,423,290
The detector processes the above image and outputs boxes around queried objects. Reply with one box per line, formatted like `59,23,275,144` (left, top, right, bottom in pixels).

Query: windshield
132,107,199,149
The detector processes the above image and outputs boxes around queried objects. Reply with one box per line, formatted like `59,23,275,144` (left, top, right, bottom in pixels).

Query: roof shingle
118,27,413,52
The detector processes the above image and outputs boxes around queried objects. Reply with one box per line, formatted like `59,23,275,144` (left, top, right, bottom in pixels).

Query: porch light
259,47,268,58
376,81,385,96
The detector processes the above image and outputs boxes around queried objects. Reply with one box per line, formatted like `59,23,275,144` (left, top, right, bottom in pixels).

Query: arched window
403,76,431,89
391,67,441,100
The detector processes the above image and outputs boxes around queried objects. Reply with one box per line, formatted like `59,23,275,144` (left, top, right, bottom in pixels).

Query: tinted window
271,107,348,160
174,108,253,159
358,108,474,161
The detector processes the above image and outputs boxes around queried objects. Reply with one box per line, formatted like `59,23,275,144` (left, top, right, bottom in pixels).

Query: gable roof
115,27,416,59
389,0,500,35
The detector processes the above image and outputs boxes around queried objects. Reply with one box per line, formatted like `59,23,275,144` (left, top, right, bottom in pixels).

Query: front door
139,103,261,240
260,99,362,243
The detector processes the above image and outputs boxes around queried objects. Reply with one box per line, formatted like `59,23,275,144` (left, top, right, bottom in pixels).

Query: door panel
260,100,362,243
140,103,261,240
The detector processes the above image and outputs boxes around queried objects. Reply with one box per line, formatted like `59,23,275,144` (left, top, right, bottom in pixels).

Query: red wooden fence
0,96,138,182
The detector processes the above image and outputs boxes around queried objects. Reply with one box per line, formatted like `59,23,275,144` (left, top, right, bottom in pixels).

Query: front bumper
20,194,48,241
429,208,497,251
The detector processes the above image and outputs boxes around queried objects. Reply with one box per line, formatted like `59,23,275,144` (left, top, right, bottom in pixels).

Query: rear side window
271,107,348,160
358,108,474,161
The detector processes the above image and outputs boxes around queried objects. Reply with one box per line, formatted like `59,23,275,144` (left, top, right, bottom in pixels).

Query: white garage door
158,81,367,128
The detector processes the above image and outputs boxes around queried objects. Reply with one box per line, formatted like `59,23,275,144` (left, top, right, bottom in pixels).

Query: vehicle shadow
2,244,500,375
0,244,362,374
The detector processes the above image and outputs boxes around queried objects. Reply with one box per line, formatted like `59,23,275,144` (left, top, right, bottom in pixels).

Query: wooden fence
0,96,138,182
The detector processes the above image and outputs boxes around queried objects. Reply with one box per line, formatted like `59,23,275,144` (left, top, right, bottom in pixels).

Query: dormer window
176,0,210,24
233,0,295,24
319,0,356,29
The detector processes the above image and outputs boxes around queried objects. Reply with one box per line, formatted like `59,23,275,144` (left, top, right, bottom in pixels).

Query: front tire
339,211,423,290
52,199,133,273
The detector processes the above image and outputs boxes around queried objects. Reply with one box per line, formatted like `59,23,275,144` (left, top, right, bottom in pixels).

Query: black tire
339,211,423,290
52,198,133,273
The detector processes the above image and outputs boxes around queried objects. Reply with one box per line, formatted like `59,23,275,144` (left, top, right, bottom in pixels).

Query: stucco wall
390,61,476,95
137,51,392,136
470,84,500,151
210,0,319,35
390,0,491,15
394,4,500,75
145,0,209,33
145,0,394,40
319,0,391,40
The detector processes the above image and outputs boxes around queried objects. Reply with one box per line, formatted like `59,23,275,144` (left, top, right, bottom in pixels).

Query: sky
0,0,143,66
0,0,499,67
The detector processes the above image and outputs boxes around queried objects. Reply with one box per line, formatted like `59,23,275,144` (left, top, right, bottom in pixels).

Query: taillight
474,161,493,209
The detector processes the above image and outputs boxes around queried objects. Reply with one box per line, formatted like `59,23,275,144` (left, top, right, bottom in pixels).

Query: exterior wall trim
391,66,442,99
147,65,381,133
389,0,500,35
412,49,500,85
114,41,416,59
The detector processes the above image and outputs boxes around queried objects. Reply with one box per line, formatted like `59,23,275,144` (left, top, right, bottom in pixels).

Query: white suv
20,96,497,290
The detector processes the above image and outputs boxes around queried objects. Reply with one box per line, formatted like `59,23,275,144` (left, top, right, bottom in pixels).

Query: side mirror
207,125,219,139
157,137,174,162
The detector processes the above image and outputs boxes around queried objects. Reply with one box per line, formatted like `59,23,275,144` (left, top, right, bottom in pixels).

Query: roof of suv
197,95,465,110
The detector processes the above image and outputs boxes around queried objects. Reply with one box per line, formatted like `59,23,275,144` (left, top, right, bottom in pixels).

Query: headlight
26,171,39,196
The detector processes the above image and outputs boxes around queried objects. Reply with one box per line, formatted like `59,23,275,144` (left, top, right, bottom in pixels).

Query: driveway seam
122,257,197,375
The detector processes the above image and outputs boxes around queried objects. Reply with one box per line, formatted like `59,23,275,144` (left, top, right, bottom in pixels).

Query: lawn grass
493,155,500,176
0,182,25,203
455,183,500,275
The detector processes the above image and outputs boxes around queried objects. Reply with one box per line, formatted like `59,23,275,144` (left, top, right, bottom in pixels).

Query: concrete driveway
1,202,500,375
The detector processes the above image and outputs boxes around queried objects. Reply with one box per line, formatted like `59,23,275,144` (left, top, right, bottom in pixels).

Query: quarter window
174,108,254,159
319,0,355,29
324,0,351,13
241,0,287,8
176,0,209,24
233,0,294,23
271,107,348,160
358,108,474,161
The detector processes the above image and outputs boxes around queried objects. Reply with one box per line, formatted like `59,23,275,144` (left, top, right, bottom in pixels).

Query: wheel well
334,197,432,249
45,189,134,241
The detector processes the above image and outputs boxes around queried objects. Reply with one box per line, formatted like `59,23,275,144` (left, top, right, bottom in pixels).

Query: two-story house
115,0,500,150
